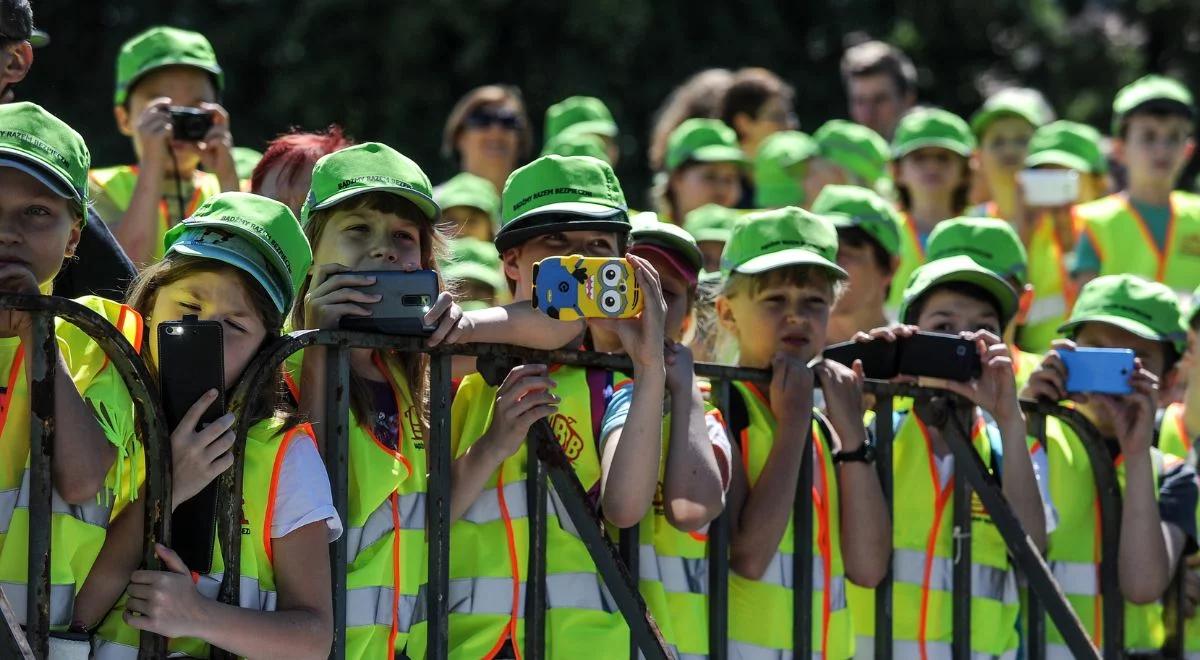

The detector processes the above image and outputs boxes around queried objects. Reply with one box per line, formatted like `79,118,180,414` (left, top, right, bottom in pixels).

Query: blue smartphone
1061,347,1135,395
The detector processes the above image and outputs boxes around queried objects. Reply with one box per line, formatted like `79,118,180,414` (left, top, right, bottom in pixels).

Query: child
1022,274,1198,656
91,26,239,267
849,255,1048,658
807,119,892,203
923,216,1044,386
968,87,1053,219
250,125,355,217
718,67,797,160
447,154,669,657
752,130,817,208
540,131,612,164
1016,120,1109,352
887,108,976,315
434,171,501,241
660,118,746,224
543,95,620,164
605,217,729,658
715,207,890,657
442,237,507,307
811,184,901,344
1072,75,1198,301
83,192,338,658
0,102,142,632
683,203,739,274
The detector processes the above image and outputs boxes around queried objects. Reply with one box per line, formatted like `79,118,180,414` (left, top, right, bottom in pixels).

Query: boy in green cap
1072,74,1198,300
1022,274,1198,656
811,184,901,344
967,87,1053,221
806,119,891,202
660,118,746,224
0,101,145,632
847,254,1048,659
92,26,239,267
683,203,740,273
888,107,976,316
434,171,500,241
1016,120,1110,353
715,206,889,658
752,130,817,208
448,154,671,658
543,95,620,164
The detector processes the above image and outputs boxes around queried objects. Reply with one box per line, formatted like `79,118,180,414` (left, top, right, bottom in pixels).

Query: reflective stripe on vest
1047,559,1098,597
0,469,112,534
0,581,75,628
851,636,1019,660
639,544,707,596
459,481,527,524
891,548,1018,605
344,491,426,563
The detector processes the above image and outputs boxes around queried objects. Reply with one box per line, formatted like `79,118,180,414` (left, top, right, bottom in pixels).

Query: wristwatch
834,443,876,465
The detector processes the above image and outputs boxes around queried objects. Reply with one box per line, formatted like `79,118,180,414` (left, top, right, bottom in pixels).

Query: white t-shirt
270,434,343,541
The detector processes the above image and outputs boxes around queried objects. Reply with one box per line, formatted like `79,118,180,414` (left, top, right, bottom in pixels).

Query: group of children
3,20,1200,660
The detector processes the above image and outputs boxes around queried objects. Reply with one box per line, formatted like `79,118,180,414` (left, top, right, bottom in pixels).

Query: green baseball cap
440,237,506,293
1112,74,1196,135
114,26,224,106
495,154,628,252
754,130,816,208
810,185,901,257
0,102,90,212
629,213,703,283
1025,120,1108,174
540,131,611,164
926,216,1028,285
163,192,313,314
812,120,890,185
665,118,747,171
1059,274,1187,353
301,142,439,226
232,147,262,182
720,207,847,280
899,255,1019,327
969,88,1053,137
544,96,618,142
683,203,740,244
892,108,975,159
435,172,500,223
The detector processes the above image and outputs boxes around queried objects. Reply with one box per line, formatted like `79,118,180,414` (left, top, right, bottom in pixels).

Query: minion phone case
532,255,643,321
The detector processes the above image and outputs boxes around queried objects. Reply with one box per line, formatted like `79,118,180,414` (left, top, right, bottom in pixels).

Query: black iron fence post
949,401,973,660
323,343,350,660
24,312,54,658
524,428,547,660
871,395,894,660
426,354,452,660
707,378,732,660
1024,409,1047,660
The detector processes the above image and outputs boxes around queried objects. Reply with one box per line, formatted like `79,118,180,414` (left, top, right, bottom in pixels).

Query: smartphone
339,270,440,335
897,332,982,382
1018,169,1080,207
823,339,899,379
532,255,643,321
158,315,225,573
1061,347,1135,395
168,106,214,142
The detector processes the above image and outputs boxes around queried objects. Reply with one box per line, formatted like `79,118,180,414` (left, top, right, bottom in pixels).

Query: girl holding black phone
77,192,339,659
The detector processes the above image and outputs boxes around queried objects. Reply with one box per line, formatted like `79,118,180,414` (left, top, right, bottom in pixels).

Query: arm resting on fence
1120,448,1178,603
73,495,148,629
40,347,118,503
661,371,725,533
599,367,667,528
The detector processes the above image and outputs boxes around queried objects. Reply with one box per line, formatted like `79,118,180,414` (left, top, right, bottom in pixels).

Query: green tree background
20,0,1200,208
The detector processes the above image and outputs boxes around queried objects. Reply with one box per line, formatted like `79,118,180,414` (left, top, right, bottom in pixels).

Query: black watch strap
834,442,876,465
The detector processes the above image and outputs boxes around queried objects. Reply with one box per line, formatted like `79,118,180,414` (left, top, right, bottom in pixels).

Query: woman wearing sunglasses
441,85,533,194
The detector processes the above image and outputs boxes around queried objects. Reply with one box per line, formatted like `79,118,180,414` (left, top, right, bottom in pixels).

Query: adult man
840,40,918,141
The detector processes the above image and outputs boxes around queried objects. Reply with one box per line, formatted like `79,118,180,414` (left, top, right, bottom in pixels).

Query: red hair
250,125,356,194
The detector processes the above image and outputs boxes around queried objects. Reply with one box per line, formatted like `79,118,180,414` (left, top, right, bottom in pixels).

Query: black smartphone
168,106,213,142
897,332,982,382
158,314,225,573
823,339,899,379
339,270,440,336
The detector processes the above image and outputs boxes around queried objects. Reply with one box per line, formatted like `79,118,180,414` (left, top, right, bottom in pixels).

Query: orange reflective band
811,424,833,659
262,424,317,564
1172,404,1191,454
1120,194,1176,283
388,491,402,654
0,346,25,441
902,213,926,260
914,414,956,660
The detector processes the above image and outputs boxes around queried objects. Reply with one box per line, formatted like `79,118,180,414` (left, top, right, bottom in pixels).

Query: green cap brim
1024,150,1094,174
168,240,288,313
901,262,1019,326
310,185,440,223
0,153,77,201
1058,314,1181,350
443,263,506,293
733,247,848,279
970,108,1038,136
562,120,619,138
689,145,749,166
893,138,973,159
691,229,731,243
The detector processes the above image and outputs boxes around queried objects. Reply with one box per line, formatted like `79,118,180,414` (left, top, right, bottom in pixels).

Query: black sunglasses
465,109,523,131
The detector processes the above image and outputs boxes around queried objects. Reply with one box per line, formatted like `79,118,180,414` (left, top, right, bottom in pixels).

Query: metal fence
0,296,1191,659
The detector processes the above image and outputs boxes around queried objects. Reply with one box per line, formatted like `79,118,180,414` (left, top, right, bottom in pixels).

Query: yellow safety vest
92,418,312,659
1151,402,1200,658
284,351,429,660
88,165,221,264
1011,345,1042,394
848,409,1020,658
445,365,632,660
728,381,852,659
0,296,143,628
1018,212,1077,354
1074,192,1200,303
885,212,926,318
1039,413,1166,656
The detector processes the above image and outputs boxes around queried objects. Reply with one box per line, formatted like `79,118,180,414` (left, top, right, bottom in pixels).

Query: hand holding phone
337,269,441,336
823,329,981,382
532,255,644,321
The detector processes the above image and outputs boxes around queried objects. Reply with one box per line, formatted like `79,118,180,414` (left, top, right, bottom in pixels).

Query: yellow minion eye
599,263,622,285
